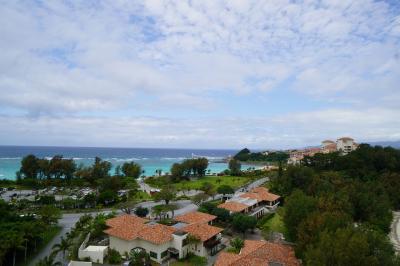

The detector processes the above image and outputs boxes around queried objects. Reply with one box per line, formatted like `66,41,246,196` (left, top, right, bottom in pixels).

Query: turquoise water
0,146,252,180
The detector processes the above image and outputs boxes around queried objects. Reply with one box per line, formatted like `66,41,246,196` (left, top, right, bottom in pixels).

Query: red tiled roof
175,211,217,224
104,215,176,244
218,201,248,213
338,137,354,141
240,187,280,202
215,240,300,266
182,223,223,242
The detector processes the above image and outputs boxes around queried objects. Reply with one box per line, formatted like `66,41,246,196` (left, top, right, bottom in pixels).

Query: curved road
29,177,268,265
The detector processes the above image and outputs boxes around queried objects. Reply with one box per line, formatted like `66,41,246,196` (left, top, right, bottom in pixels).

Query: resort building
214,240,300,266
104,211,223,264
321,140,337,153
288,137,358,164
336,137,357,155
218,187,280,218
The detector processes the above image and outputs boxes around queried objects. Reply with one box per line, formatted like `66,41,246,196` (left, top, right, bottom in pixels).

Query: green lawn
258,208,288,237
146,175,253,191
134,190,152,201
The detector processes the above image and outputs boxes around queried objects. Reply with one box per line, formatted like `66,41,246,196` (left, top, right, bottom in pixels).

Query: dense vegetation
269,144,400,265
170,158,209,181
234,148,289,162
0,199,61,266
15,155,142,188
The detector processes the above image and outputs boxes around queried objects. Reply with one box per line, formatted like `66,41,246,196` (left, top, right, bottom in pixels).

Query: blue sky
0,0,399,149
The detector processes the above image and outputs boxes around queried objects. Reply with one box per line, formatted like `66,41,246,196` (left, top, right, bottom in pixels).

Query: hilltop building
288,137,358,164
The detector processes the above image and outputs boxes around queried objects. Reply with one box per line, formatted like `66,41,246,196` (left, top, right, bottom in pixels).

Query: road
29,177,268,265
390,211,400,253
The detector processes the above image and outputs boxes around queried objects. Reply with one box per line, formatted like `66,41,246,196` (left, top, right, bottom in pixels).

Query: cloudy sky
0,0,399,149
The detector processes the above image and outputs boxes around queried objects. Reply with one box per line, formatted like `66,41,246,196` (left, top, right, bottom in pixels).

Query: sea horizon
0,145,254,180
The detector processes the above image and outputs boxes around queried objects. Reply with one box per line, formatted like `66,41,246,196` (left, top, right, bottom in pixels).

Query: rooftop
240,187,280,202
214,240,300,266
182,222,223,242
104,215,176,244
218,201,249,213
175,211,217,224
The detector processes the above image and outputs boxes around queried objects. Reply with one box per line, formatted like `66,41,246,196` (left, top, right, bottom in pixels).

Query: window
161,250,168,258
150,251,157,259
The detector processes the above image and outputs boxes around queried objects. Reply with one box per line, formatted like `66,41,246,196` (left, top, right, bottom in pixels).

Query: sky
0,0,399,149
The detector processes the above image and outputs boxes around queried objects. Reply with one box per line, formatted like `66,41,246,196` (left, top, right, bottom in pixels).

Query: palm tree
52,237,70,260
36,254,61,266
230,237,244,253
7,231,25,266
129,249,150,266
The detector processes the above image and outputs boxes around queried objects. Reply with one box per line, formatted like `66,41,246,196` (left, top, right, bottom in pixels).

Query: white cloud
0,0,399,147
1,107,399,149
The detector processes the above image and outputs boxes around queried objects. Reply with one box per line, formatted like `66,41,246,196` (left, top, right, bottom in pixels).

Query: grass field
258,208,288,237
146,175,253,191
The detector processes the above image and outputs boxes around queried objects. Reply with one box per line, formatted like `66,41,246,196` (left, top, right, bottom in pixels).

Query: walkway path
390,211,400,253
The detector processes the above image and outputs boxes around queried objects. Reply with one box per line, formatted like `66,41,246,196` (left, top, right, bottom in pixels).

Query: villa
104,211,223,264
214,240,300,266
218,187,280,218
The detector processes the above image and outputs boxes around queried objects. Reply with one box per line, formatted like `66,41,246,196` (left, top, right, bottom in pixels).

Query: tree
154,185,176,205
118,201,136,214
39,205,61,225
228,159,241,176
98,190,118,205
305,227,398,266
283,189,317,241
7,231,25,266
20,154,40,179
232,213,257,236
217,185,234,196
129,249,150,266
36,254,61,266
229,237,244,253
193,158,209,176
52,237,70,260
170,163,185,182
212,208,231,222
92,157,112,180
192,193,209,206
200,182,215,197
134,206,149,217
121,162,142,179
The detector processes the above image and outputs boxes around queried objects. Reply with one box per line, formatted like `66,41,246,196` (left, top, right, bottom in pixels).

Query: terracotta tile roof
215,240,300,266
104,215,176,244
338,137,354,141
182,223,223,242
240,187,280,202
218,201,248,213
175,211,217,224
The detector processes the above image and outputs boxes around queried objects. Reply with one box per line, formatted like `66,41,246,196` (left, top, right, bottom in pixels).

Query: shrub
108,248,122,264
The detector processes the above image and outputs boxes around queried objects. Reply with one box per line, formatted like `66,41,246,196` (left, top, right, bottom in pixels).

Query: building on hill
336,137,357,155
214,240,300,266
104,211,223,263
218,187,280,218
288,137,358,164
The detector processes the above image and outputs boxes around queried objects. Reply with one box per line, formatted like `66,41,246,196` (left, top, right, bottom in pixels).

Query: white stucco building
104,212,223,264
336,137,357,154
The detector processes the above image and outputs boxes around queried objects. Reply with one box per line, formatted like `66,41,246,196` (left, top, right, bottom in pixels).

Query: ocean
0,146,245,180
